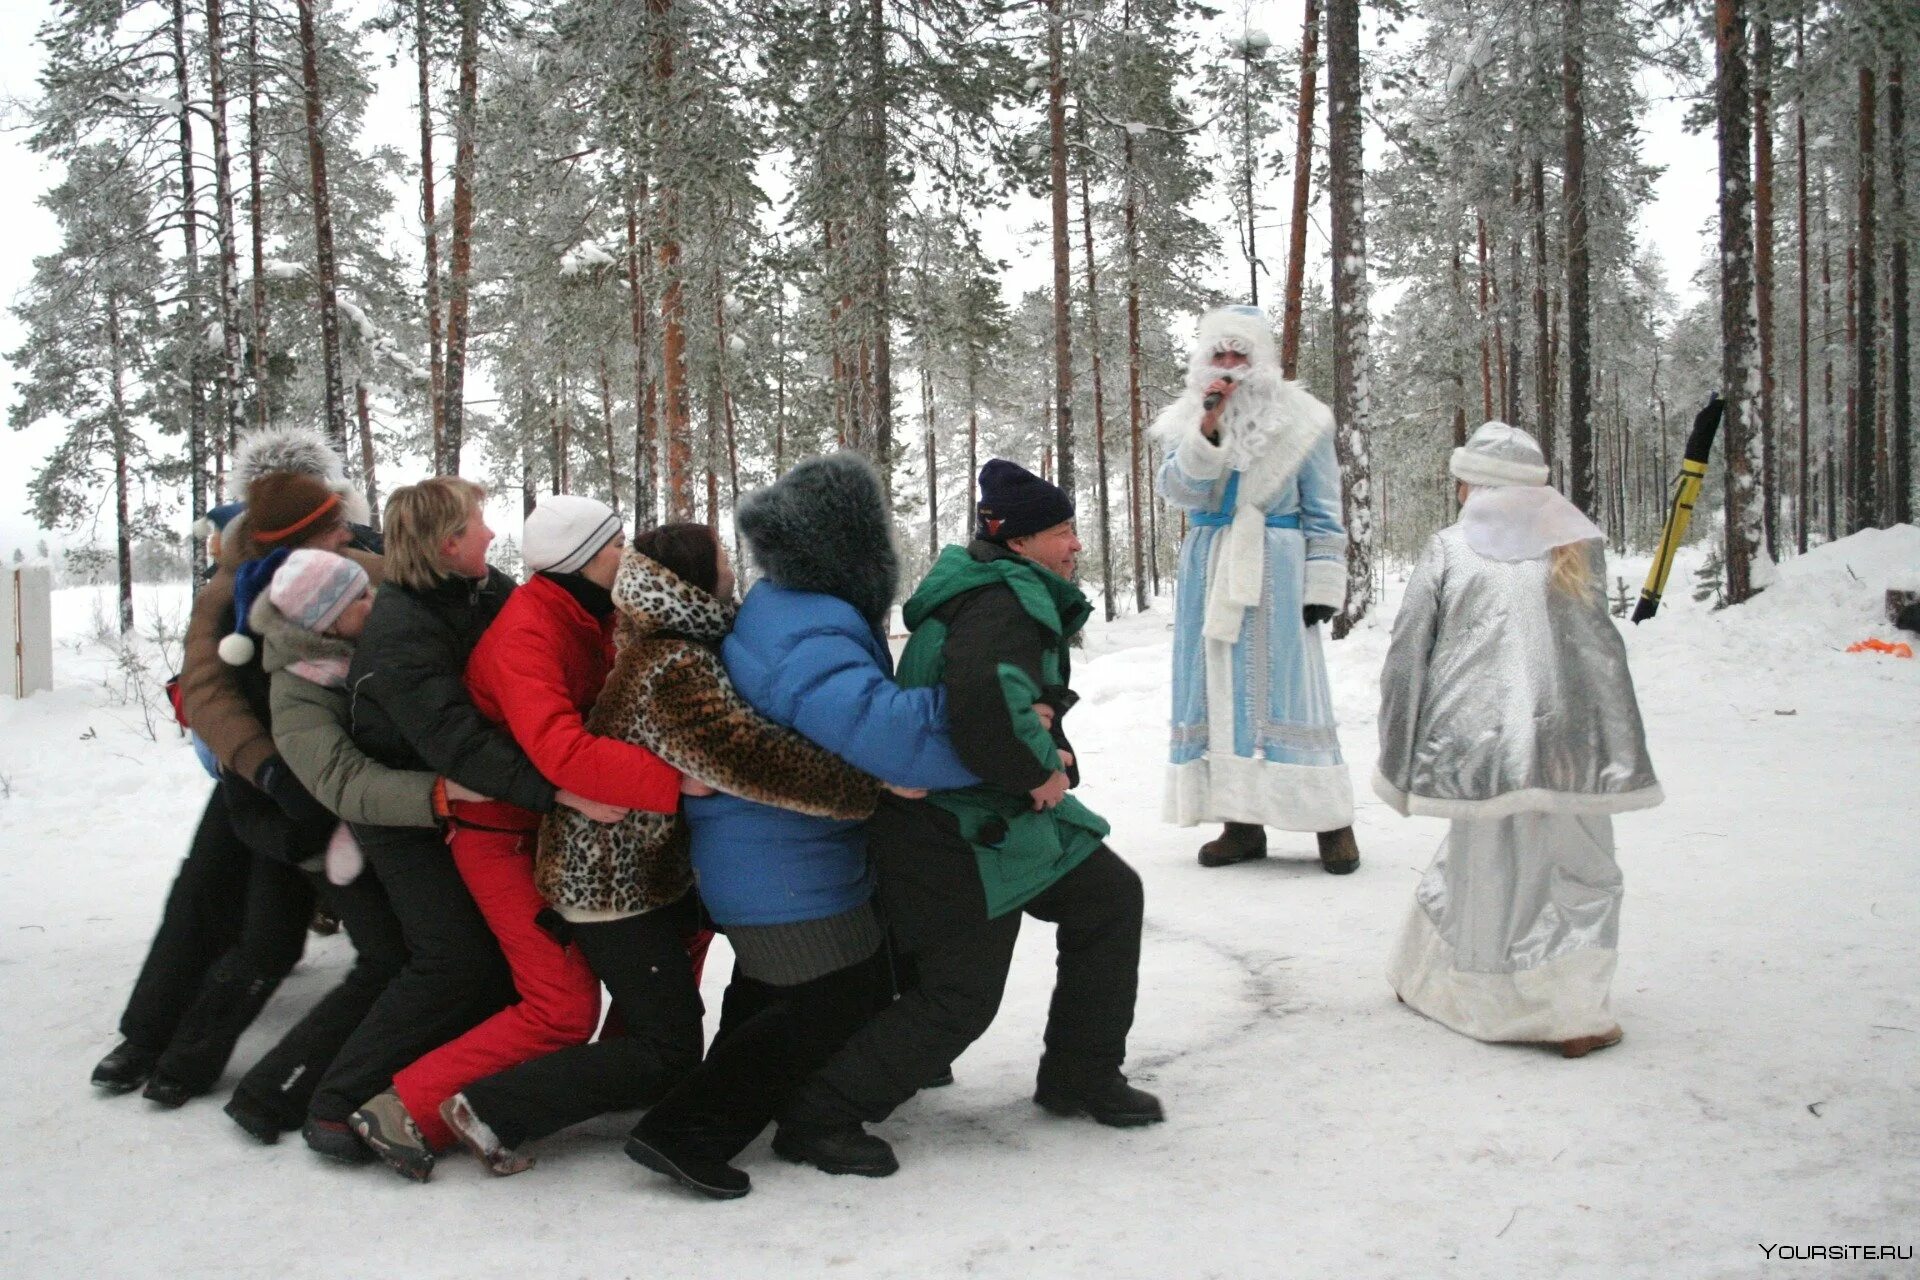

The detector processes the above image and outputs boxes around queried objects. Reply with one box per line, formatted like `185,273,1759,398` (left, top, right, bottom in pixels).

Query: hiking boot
302,1116,374,1165
1560,1027,1624,1059
923,1068,956,1089
1034,1074,1165,1128
91,1040,158,1094
771,1123,899,1177
1198,822,1267,868
624,1131,750,1200
142,1071,195,1109
224,1092,285,1144
350,1091,435,1182
1317,826,1361,875
440,1093,533,1177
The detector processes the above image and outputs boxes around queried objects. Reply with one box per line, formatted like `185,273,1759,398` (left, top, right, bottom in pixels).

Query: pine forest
7,0,1917,631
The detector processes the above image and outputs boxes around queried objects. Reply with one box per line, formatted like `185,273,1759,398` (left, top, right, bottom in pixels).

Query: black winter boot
1034,1073,1165,1128
1198,823,1267,868
1316,826,1361,874
771,1123,899,1177
91,1040,158,1094
624,1132,750,1200
302,1117,374,1165
142,1072,195,1108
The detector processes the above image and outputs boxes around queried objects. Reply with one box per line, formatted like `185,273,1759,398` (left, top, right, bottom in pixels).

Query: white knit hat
523,494,622,574
1450,421,1551,488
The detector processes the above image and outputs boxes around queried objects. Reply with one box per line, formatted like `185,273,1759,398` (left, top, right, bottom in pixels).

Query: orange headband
256,492,343,543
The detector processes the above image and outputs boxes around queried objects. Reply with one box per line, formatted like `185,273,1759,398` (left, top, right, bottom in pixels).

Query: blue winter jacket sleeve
758,605,979,792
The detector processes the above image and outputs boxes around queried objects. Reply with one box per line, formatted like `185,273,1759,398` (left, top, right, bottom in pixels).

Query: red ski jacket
457,572,680,831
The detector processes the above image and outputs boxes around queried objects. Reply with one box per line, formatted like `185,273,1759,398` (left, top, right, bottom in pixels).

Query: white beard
1152,366,1336,507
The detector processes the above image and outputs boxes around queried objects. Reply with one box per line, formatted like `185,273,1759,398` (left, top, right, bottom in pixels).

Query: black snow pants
228,866,409,1129
631,943,896,1161
308,824,513,1123
118,787,315,1090
777,801,1143,1132
459,890,706,1148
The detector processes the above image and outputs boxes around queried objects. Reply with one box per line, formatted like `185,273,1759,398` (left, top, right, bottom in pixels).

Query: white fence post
8,566,54,699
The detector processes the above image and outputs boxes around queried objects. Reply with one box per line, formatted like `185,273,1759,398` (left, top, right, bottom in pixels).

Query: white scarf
1457,485,1604,561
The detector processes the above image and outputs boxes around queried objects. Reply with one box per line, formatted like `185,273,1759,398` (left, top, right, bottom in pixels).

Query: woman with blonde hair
301,477,623,1163
1376,423,1661,1058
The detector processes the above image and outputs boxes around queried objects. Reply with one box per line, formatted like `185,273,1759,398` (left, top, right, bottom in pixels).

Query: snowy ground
3,530,1917,1279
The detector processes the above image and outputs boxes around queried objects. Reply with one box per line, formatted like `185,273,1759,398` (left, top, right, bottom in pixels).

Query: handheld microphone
1203,371,1239,412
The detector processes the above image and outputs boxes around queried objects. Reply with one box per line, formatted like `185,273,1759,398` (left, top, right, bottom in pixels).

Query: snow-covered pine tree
1326,0,1374,636
9,146,168,633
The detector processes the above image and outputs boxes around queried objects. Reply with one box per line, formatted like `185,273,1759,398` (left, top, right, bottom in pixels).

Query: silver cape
1374,526,1660,819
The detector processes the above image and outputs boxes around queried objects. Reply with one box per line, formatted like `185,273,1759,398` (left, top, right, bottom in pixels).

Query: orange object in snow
1846,638,1915,658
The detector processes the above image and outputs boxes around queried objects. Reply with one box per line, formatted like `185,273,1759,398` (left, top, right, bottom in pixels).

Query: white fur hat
1450,421,1551,487
1191,305,1280,371
231,425,372,526
523,494,621,575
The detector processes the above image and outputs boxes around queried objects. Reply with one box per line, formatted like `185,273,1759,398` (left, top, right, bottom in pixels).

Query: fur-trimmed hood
736,451,899,626
232,425,372,526
612,551,736,644
247,593,357,677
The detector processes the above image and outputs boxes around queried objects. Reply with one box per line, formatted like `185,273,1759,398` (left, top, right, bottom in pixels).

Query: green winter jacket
255,598,441,829
897,540,1110,917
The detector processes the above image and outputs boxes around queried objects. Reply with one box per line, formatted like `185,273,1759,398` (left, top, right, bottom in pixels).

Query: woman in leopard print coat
444,524,882,1174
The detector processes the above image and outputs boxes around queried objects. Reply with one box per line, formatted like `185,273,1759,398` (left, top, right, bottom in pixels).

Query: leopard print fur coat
536,551,883,916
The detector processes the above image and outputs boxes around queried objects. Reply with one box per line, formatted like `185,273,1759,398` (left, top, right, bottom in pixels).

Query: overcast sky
0,0,1717,557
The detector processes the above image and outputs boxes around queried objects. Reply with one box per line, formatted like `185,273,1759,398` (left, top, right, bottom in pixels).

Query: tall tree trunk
1822,164,1837,542
295,0,348,457
1715,0,1765,600
107,294,135,635
598,354,619,512
1795,13,1811,553
415,0,445,468
355,381,380,521
1280,0,1321,379
1854,65,1878,530
1889,58,1911,526
1476,213,1495,419
1047,0,1075,502
1564,0,1595,515
204,0,247,460
652,2,692,520
1241,41,1260,305
922,357,938,564
624,184,654,522
1125,131,1148,612
440,0,481,472
864,0,894,504
1754,16,1779,556
1078,110,1115,619
1532,155,1553,460
169,0,209,571
245,0,269,433
1326,0,1373,635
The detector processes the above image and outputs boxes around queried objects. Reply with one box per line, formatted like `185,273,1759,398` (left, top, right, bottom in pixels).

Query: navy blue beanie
976,459,1074,544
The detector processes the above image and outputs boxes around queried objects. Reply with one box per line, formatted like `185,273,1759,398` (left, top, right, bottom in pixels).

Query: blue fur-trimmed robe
1157,383,1356,833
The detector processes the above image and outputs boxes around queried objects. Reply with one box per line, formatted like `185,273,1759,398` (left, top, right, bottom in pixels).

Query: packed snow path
3,529,1916,1278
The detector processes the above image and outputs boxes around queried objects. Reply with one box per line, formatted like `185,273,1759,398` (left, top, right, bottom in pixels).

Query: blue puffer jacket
685,583,978,926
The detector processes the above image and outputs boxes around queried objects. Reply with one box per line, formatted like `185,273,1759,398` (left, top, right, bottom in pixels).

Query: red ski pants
392,826,600,1149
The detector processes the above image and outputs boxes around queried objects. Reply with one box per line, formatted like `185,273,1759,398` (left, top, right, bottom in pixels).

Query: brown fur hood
611,551,736,646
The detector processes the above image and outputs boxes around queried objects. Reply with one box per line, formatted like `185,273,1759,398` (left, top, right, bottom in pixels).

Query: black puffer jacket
347,568,556,815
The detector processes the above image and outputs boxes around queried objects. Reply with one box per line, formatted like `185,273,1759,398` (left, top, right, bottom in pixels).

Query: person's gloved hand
253,756,333,826
1302,605,1337,627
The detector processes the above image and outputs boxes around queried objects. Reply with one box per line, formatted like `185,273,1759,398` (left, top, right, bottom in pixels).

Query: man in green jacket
773,460,1161,1178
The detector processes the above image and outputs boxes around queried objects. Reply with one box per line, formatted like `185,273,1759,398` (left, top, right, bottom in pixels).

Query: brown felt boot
1316,826,1361,875
1198,823,1267,868
1560,1027,1624,1059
